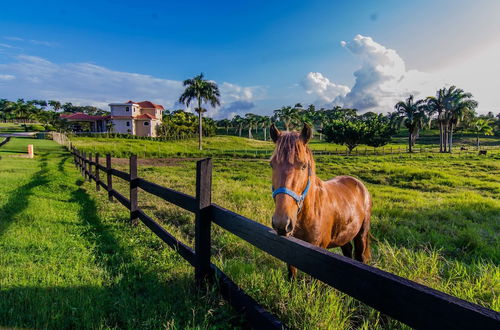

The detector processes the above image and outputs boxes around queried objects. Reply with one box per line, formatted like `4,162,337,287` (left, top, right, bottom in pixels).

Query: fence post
129,155,138,225
195,158,213,284
83,151,87,180
95,153,100,191
106,154,113,202
78,150,82,172
88,153,93,182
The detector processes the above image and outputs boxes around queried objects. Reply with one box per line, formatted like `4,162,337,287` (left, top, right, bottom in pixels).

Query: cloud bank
0,55,263,118
302,34,442,112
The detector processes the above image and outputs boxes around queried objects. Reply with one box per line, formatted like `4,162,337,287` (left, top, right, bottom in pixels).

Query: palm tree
394,95,427,152
259,115,272,141
232,115,244,137
0,99,14,122
218,119,231,134
273,105,299,131
313,108,327,141
426,89,448,152
470,118,493,150
48,100,62,112
445,88,477,152
179,73,220,150
245,113,259,139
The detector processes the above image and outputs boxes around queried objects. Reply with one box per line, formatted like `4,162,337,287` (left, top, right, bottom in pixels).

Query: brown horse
270,124,372,278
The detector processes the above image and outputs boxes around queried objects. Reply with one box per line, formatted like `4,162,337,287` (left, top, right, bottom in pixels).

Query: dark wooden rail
0,136,11,147
71,147,499,329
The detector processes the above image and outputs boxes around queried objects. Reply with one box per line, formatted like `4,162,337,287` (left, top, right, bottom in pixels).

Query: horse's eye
301,164,307,170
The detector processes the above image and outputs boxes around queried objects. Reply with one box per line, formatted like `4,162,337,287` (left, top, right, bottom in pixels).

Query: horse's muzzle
272,217,293,236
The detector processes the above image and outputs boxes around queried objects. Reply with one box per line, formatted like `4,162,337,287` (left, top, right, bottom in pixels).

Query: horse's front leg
287,264,297,279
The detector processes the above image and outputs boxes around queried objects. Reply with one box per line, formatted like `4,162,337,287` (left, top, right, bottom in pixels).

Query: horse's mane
271,132,316,171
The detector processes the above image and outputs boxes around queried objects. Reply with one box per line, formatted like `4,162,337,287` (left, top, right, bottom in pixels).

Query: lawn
0,137,241,329
0,123,25,133
70,133,500,159
101,149,499,328
1,137,498,329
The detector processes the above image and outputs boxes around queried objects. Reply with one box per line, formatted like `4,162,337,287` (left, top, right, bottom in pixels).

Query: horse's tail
369,232,379,244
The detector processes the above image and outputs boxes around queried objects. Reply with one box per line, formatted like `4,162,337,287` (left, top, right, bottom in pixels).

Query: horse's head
270,123,313,236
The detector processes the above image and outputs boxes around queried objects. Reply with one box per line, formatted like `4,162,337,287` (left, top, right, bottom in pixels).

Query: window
126,121,130,126
144,122,149,126
126,107,129,112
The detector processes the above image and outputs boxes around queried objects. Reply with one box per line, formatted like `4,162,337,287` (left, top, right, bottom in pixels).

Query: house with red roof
108,100,164,137
60,113,111,132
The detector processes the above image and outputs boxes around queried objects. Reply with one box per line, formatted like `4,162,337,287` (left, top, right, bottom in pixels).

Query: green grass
0,123,25,133
70,133,500,159
102,151,499,328
0,138,242,329
2,137,499,328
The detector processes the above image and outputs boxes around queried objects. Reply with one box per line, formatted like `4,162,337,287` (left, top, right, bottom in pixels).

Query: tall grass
1,137,498,328
104,152,499,328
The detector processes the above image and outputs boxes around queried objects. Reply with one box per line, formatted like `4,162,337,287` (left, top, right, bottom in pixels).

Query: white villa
108,100,164,137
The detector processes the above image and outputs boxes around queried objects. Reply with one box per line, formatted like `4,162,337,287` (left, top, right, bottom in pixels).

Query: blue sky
1,0,499,117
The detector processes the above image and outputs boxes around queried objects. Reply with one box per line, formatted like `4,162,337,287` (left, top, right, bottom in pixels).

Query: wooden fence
0,137,10,147
70,147,499,329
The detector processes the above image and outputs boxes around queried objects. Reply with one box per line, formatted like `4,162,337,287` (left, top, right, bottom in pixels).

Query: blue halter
272,166,311,213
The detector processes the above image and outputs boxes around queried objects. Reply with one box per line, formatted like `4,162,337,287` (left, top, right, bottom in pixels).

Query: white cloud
303,34,442,112
215,82,266,118
0,55,262,117
0,74,15,80
301,72,350,103
3,36,23,41
29,40,57,47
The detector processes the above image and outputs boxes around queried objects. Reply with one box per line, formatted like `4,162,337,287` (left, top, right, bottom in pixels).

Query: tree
273,105,299,131
426,89,448,152
363,114,396,148
323,119,368,153
444,88,477,152
48,100,62,112
0,99,14,122
259,115,272,141
232,115,244,137
179,73,220,150
470,118,493,150
394,95,427,152
313,108,327,141
218,119,231,134
244,113,258,139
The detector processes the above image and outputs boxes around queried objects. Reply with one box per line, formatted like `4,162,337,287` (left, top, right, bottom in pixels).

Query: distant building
60,113,110,132
108,100,164,137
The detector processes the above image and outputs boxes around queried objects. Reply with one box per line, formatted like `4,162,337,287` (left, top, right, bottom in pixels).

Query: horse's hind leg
341,242,353,259
354,216,371,263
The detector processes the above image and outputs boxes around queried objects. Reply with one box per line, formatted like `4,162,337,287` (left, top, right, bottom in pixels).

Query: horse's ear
270,124,281,143
300,123,312,144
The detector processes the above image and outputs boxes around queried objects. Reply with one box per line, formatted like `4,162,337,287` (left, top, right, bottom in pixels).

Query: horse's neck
298,175,323,221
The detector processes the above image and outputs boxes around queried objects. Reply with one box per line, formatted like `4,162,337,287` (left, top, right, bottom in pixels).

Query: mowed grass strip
0,138,242,329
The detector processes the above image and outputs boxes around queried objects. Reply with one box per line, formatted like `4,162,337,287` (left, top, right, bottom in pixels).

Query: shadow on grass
0,183,242,329
57,155,69,174
0,156,49,238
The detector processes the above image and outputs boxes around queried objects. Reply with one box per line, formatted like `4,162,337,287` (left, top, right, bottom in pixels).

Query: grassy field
1,136,499,328
0,122,25,133
0,138,241,329
95,146,499,328
70,133,500,159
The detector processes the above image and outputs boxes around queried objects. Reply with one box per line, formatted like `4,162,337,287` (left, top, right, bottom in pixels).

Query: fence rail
70,147,499,329
0,137,11,147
